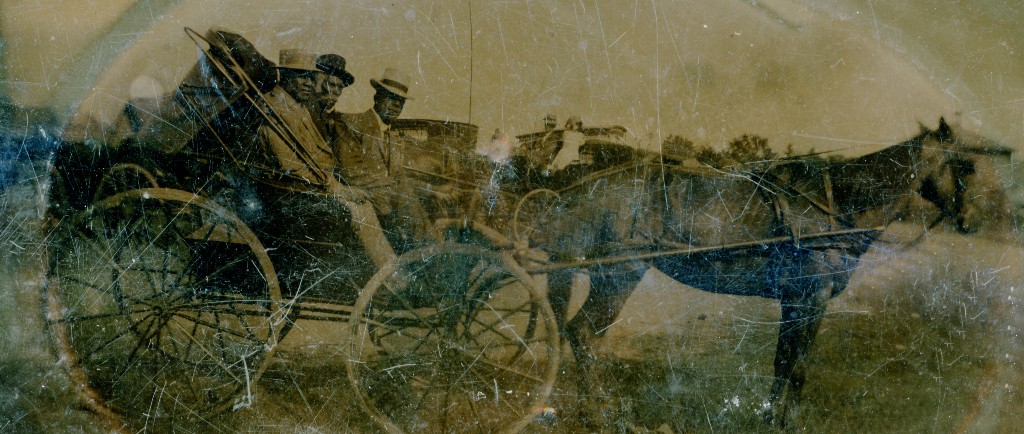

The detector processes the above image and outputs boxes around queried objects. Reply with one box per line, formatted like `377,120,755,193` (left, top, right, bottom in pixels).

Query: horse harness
757,166,847,249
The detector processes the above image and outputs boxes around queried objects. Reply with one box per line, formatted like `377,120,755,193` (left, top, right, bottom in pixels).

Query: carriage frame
42,28,562,433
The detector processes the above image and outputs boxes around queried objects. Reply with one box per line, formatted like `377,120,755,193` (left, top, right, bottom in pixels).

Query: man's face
280,70,317,104
313,73,345,114
318,74,346,102
373,91,406,125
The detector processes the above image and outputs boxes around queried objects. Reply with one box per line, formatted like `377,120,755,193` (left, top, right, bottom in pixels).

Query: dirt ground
3,158,1024,434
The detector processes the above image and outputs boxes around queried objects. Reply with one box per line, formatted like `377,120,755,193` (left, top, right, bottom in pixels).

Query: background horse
535,118,1010,426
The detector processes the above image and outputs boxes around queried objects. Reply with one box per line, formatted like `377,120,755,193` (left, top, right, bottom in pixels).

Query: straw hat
278,49,319,72
370,68,414,100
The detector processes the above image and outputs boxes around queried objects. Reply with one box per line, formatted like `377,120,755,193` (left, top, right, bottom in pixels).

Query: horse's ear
936,117,953,142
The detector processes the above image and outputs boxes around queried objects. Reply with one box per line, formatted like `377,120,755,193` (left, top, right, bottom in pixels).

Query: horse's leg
558,267,644,426
566,269,644,358
546,268,610,426
547,269,602,389
768,281,829,427
546,269,574,332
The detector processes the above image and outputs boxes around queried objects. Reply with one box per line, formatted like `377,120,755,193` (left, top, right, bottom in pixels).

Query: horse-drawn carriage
42,26,1000,433
43,28,560,433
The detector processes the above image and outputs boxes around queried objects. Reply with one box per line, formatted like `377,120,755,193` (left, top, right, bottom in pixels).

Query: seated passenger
250,49,336,187
249,50,399,268
329,68,438,255
311,53,355,137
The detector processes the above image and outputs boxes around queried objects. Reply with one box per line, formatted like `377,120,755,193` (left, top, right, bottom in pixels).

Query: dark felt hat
315,54,355,87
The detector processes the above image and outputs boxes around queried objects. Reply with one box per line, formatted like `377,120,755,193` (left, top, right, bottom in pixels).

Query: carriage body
473,121,655,243
42,28,559,433
388,118,479,179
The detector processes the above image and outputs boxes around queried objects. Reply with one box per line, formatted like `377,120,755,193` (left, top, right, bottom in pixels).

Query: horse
530,118,1009,426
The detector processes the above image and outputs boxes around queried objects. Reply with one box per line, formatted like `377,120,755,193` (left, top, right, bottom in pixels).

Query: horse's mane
835,126,930,175
825,125,938,220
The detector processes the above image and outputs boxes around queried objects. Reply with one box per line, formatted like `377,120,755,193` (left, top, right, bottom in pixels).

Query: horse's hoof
758,401,776,425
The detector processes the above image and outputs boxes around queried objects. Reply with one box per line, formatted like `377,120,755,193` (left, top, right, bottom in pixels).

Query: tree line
660,134,844,167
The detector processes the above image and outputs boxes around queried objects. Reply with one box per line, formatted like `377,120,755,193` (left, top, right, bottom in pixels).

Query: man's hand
425,183,464,209
332,185,369,203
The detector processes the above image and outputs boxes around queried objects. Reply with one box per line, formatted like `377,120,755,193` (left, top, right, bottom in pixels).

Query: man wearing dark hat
314,54,354,108
312,53,354,124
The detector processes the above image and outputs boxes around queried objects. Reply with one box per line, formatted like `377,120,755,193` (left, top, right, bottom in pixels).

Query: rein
872,205,950,251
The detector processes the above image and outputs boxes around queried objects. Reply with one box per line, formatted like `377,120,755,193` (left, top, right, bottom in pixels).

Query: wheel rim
348,245,559,433
44,188,283,430
513,188,561,244
92,163,160,202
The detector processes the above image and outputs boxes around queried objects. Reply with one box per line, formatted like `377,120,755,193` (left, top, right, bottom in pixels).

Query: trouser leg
377,188,437,253
344,200,397,269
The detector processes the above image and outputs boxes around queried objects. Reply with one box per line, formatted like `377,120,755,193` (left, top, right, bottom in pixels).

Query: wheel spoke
183,316,201,361
366,308,442,356
168,320,244,385
409,364,442,421
171,311,266,344
115,315,164,379
46,189,280,429
467,300,536,346
349,245,557,433
74,312,154,362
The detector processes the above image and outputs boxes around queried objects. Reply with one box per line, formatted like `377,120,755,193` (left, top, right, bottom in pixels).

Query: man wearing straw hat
251,48,334,187
333,67,413,189
332,67,437,254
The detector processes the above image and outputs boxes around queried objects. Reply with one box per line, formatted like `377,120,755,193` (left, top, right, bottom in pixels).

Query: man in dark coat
310,53,355,137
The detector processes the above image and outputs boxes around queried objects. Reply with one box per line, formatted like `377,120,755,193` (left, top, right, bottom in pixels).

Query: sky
1,0,1022,157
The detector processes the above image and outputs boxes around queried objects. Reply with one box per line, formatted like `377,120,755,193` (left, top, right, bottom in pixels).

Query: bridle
881,150,974,249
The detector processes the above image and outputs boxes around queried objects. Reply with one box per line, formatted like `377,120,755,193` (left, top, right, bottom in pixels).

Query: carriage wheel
92,163,160,202
512,188,560,244
44,188,284,430
348,244,559,433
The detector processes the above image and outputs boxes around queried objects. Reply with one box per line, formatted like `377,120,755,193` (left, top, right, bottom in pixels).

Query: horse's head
915,118,1011,234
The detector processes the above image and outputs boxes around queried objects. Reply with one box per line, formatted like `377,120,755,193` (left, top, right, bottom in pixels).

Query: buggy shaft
524,226,884,274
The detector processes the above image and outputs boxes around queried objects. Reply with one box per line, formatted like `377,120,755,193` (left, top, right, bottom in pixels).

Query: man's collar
371,109,389,132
